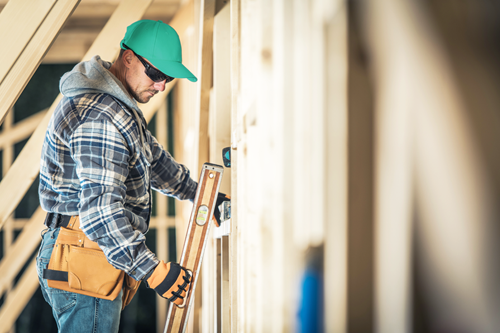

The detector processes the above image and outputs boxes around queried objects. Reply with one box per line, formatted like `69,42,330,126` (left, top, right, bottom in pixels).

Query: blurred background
0,0,499,332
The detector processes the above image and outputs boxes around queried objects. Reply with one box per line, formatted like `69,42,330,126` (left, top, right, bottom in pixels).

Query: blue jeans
36,228,123,333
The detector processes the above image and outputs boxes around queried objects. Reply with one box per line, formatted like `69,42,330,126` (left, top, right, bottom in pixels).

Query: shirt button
131,270,136,275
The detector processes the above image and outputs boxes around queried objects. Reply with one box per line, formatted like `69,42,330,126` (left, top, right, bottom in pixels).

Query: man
36,20,199,332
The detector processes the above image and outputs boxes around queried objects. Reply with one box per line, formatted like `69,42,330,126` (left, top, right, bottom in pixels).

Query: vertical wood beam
366,1,413,331
155,100,169,333
221,235,230,332
194,0,216,175
229,0,241,331
272,0,293,330
324,2,348,333
211,3,231,194
192,1,216,330
347,1,375,331
211,5,231,331
216,238,222,332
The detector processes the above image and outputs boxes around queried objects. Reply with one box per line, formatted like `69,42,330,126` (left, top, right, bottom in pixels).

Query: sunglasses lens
146,68,165,82
130,49,175,83
146,68,174,83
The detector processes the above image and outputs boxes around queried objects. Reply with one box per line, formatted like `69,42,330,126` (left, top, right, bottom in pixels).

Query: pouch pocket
67,246,123,297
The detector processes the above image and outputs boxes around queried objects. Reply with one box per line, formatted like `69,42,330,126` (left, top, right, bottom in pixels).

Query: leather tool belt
42,213,140,309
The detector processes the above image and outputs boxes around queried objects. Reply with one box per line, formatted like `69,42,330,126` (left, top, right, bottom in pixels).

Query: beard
131,89,158,104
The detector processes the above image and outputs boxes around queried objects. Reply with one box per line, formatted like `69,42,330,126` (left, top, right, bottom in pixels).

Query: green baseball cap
120,20,197,82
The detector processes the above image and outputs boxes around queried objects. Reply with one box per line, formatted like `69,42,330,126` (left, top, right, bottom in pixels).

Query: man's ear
122,49,135,68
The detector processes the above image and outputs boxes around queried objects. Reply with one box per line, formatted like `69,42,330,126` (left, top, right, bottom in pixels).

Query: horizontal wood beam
0,110,47,149
0,257,39,332
0,208,46,297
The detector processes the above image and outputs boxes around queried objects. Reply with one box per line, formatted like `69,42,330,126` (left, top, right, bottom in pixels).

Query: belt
44,212,72,229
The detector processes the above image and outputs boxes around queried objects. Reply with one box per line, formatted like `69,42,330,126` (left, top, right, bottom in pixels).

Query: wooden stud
229,0,241,331
216,238,222,331
323,2,348,333
221,235,230,332
194,0,216,175
155,100,169,331
210,4,232,331
367,1,413,331
187,0,216,330
211,3,231,194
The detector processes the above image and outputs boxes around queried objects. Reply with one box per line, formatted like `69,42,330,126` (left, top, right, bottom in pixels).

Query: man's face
125,52,167,104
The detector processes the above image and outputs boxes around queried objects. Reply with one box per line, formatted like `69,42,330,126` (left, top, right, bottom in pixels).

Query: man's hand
146,261,191,305
213,192,230,227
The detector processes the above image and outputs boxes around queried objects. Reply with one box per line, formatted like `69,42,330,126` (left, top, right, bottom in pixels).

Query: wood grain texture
195,0,216,174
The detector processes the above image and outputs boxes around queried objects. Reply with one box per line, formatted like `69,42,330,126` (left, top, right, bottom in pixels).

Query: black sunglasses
124,45,174,83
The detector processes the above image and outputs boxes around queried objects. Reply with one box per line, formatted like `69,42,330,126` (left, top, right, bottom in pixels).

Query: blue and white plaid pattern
39,93,197,280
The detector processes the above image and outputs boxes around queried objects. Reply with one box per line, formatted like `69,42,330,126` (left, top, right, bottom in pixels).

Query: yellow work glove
145,261,191,305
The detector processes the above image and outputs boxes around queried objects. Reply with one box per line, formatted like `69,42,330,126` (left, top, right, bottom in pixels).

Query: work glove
145,261,191,305
213,192,231,227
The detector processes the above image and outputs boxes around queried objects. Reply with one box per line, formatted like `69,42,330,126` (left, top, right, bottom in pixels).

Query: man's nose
154,80,166,92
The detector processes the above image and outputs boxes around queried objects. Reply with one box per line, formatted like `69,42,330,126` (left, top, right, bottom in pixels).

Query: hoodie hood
60,55,152,163
60,55,141,114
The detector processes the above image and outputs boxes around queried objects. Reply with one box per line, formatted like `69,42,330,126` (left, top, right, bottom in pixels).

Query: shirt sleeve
147,131,198,201
69,119,159,280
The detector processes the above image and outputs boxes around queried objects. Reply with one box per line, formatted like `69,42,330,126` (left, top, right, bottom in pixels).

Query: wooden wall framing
2,0,500,332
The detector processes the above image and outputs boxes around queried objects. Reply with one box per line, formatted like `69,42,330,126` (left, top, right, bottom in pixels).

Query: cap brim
150,59,197,82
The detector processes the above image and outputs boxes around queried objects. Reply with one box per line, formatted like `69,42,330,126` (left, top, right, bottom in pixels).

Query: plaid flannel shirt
39,93,197,280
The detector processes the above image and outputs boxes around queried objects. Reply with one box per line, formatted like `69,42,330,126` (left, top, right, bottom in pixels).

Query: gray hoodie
60,55,138,112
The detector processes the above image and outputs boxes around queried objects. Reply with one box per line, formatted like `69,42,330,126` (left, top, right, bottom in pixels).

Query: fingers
170,269,191,305
148,261,192,305
213,210,221,227
218,192,231,201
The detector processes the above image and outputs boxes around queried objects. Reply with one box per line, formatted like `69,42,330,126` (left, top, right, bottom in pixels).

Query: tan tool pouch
43,216,140,307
